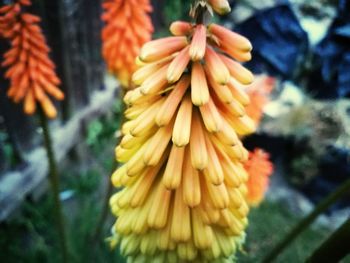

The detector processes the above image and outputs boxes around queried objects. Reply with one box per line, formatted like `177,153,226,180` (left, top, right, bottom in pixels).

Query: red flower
0,0,63,118
101,0,153,87
244,148,274,206
245,75,275,125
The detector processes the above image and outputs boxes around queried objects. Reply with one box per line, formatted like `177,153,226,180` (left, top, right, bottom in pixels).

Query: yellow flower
110,9,256,263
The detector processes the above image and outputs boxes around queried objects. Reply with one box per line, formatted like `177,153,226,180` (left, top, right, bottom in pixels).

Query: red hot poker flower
0,0,63,118
101,0,154,87
244,148,274,206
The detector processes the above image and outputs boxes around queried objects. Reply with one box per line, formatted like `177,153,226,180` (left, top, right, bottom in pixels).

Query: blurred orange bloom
0,0,63,119
244,148,274,206
245,75,275,125
101,0,154,87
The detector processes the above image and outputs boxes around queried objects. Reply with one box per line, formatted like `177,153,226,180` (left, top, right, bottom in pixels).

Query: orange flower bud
219,54,254,85
191,62,209,106
140,36,188,62
209,23,252,52
204,46,230,85
189,24,206,61
170,21,192,36
167,46,190,83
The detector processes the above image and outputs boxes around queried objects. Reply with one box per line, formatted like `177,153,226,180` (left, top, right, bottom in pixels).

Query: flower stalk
263,177,350,263
38,106,69,263
306,218,350,262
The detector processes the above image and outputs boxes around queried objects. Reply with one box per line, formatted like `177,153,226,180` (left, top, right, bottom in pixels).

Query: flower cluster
102,0,154,87
109,2,257,261
244,149,274,206
0,0,63,118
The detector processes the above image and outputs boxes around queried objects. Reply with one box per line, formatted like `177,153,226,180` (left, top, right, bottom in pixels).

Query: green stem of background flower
90,88,126,252
263,178,350,263
306,217,350,262
38,106,69,263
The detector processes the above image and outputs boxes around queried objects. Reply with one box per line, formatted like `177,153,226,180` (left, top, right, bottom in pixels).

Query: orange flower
101,0,154,87
244,148,274,206
245,75,275,124
0,0,63,119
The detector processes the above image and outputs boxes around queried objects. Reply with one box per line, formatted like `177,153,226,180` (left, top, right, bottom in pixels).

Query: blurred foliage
86,98,123,154
0,130,18,170
238,202,329,263
164,0,189,25
0,197,330,262
0,168,124,263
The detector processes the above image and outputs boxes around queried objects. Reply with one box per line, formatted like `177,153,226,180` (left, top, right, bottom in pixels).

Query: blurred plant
244,149,274,207
101,0,154,88
86,99,123,153
0,0,64,118
0,129,18,169
163,0,189,26
0,0,68,261
263,177,350,262
242,75,275,207
108,0,258,261
306,217,350,262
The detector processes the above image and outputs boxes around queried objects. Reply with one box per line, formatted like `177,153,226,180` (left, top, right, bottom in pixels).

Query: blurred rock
308,0,350,98
233,4,309,78
259,80,350,213
264,82,304,118
229,0,277,24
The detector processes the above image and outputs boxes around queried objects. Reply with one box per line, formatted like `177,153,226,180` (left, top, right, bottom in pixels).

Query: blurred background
0,0,349,262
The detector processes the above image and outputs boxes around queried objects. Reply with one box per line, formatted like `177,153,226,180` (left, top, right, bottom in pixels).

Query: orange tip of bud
189,24,207,61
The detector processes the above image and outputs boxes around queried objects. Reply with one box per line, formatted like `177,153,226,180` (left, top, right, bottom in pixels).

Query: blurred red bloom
245,75,275,125
101,0,154,87
0,0,63,118
244,148,274,206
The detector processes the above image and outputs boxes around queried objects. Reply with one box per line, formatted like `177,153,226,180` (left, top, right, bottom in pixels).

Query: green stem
38,107,69,263
306,218,350,262
262,178,350,263
89,88,126,253
90,162,117,243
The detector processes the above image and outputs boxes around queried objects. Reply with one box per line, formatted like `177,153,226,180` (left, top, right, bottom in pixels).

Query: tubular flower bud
209,23,252,63
244,149,274,206
190,24,207,61
0,0,63,118
109,11,256,263
207,0,231,15
245,75,275,125
170,21,193,36
102,0,154,87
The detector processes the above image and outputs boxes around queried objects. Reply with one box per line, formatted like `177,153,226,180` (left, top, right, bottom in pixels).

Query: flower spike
102,0,154,87
245,149,274,206
109,2,259,262
0,0,63,118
